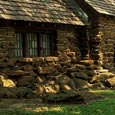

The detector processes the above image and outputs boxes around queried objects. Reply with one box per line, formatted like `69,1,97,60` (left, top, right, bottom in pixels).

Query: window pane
39,33,51,56
8,31,55,58
26,33,37,57
8,33,23,57
15,33,23,57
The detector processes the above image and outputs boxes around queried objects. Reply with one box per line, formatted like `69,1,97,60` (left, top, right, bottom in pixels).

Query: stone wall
0,24,81,60
76,0,115,71
87,14,115,71
0,52,115,102
0,27,15,58
57,25,81,58
98,16,115,71
0,25,115,101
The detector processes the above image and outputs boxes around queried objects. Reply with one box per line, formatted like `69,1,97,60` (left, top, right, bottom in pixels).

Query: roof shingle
85,0,115,16
0,0,88,25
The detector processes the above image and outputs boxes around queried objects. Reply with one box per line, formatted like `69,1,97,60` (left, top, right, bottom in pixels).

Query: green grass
1,90,115,115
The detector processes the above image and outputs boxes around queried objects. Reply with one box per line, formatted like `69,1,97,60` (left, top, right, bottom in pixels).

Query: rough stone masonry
0,49,115,103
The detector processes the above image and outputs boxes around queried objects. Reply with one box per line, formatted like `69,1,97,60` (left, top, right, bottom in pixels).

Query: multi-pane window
15,33,23,57
39,33,51,56
9,31,56,57
26,33,38,57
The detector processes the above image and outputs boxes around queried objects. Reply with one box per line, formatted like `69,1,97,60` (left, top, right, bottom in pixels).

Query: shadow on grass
1,100,115,115
1,90,115,115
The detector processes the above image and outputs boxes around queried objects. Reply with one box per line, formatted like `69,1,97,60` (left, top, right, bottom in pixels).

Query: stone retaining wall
0,50,115,101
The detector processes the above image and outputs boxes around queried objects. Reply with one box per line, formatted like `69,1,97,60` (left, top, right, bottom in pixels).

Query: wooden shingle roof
85,0,115,16
0,0,88,25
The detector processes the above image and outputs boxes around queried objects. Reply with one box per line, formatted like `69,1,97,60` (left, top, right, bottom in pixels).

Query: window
9,31,56,57
15,33,23,57
26,33,38,57
39,33,51,56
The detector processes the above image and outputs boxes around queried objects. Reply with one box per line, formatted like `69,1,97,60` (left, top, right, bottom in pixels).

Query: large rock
0,77,3,86
17,58,33,63
35,84,45,93
91,82,106,89
0,75,16,87
73,78,91,89
8,70,30,77
36,76,46,84
44,85,58,93
75,64,86,70
91,72,114,83
17,75,35,87
106,77,115,87
35,84,60,95
22,65,33,71
0,87,16,98
79,60,94,66
70,72,90,80
56,75,76,90
44,57,57,65
0,87,32,98
86,70,97,77
37,66,57,75
60,84,72,91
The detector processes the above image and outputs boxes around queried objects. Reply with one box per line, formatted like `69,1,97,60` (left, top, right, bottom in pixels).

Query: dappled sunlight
33,106,50,112
23,105,82,115
90,89,115,95
71,111,81,114
32,106,64,112
1,92,115,115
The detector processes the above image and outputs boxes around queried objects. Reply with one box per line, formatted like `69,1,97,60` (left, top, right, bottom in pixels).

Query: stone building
76,0,115,71
0,0,90,99
0,0,115,99
0,0,88,60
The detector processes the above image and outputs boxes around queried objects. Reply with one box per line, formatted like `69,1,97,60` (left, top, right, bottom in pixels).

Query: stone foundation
0,50,115,101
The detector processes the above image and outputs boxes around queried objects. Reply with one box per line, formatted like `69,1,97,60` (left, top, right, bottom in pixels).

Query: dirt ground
0,98,44,111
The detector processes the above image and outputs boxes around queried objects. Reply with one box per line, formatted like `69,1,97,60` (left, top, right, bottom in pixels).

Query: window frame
9,30,57,58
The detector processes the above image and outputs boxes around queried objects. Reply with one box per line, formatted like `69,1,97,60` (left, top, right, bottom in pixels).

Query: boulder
35,84,45,93
60,84,72,91
0,75,16,87
44,57,55,62
0,77,3,86
56,75,76,89
90,75,102,83
56,75,71,84
70,72,90,80
17,58,33,63
8,70,30,77
0,62,9,68
0,87,16,98
79,60,94,66
91,72,114,83
91,82,106,89
11,87,32,98
22,65,33,71
73,78,91,89
17,75,35,87
106,77,115,87
2,79,16,87
86,70,97,77
75,64,86,70
36,76,46,84
37,66,57,75
0,87,32,98
44,85,57,93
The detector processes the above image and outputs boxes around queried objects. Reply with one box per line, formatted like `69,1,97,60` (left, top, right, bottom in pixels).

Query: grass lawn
1,90,115,115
